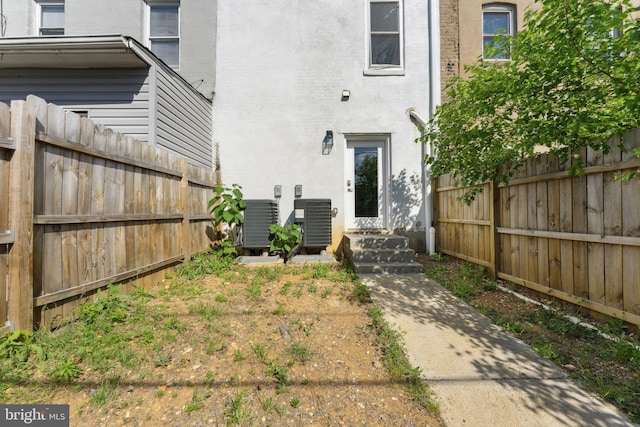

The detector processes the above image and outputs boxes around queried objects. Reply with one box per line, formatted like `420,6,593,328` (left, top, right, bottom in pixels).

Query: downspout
412,0,441,254
407,108,433,253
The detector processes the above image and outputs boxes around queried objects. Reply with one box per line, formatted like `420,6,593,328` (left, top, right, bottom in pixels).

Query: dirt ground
15,263,443,427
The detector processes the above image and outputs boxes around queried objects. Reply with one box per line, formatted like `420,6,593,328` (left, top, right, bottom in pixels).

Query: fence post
8,100,36,332
488,180,498,280
180,159,191,261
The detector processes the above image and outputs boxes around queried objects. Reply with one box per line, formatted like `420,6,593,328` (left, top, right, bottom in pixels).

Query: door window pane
354,148,379,218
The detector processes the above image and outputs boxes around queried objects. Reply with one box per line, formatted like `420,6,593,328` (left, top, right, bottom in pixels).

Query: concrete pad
360,273,636,427
288,254,339,264
235,255,283,267
362,274,560,381
433,379,633,427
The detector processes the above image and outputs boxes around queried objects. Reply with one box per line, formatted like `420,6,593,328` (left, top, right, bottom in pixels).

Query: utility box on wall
294,199,332,250
243,199,279,250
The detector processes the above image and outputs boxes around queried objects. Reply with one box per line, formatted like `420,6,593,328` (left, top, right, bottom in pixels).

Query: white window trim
35,0,64,36
482,3,516,61
364,0,405,76
144,0,181,69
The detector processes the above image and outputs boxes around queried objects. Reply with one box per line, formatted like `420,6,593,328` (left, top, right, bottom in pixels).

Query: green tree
420,0,640,203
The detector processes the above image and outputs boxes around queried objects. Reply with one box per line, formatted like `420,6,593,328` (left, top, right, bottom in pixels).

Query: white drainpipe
426,0,441,254
406,0,440,254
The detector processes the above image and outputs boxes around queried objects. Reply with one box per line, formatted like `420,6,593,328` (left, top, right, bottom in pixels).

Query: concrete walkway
360,273,637,427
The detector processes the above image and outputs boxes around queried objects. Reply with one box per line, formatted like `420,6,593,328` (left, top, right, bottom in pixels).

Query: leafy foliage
77,284,132,326
208,184,247,227
0,330,43,363
208,183,247,256
420,0,640,202
268,224,302,259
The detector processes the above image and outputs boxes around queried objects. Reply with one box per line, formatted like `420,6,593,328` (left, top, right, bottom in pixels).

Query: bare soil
4,263,442,426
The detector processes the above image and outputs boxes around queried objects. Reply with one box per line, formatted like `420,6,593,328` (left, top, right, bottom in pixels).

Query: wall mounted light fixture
323,130,334,155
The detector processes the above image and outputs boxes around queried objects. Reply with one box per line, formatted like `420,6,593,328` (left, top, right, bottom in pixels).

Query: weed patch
0,256,441,426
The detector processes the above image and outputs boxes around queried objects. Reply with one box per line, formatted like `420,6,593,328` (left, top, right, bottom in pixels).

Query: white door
345,138,388,230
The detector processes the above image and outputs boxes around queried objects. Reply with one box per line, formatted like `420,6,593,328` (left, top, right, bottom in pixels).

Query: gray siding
2,0,216,99
155,70,212,169
0,68,150,142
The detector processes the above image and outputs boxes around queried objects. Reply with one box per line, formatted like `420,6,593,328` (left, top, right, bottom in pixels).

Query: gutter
0,34,130,51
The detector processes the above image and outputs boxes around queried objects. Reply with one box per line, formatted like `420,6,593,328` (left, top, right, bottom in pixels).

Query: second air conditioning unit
294,198,332,251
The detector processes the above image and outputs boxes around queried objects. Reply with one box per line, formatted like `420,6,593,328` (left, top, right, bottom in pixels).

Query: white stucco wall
213,0,431,251
0,0,216,98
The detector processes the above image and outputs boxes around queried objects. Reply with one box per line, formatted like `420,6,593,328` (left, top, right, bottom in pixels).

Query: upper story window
482,4,515,60
367,0,404,75
147,1,180,69
37,1,64,36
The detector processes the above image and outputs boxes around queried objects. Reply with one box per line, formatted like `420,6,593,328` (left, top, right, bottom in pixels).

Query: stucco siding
214,0,430,247
155,71,212,169
0,68,151,141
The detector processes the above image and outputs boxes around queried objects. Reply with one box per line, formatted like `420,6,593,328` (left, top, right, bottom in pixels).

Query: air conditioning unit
242,199,279,249
294,199,331,250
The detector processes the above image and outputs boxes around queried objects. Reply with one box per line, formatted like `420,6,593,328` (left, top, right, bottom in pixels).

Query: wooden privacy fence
434,131,640,326
0,96,218,332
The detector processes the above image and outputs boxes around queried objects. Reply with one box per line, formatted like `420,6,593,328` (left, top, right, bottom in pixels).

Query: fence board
622,176,640,316
546,155,561,291
603,138,623,309
572,153,589,301
8,100,35,331
586,150,604,305
93,125,108,288
499,184,511,276
62,112,81,319
39,104,65,325
516,165,528,282
523,159,535,284
535,155,549,288
0,102,10,330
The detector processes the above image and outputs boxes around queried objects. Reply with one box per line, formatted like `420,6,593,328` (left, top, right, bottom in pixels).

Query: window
37,1,64,36
368,1,403,72
147,2,180,69
482,4,515,60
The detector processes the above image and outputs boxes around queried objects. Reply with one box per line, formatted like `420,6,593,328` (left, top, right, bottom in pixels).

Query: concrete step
350,248,417,264
346,234,409,250
343,233,423,275
353,262,423,274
